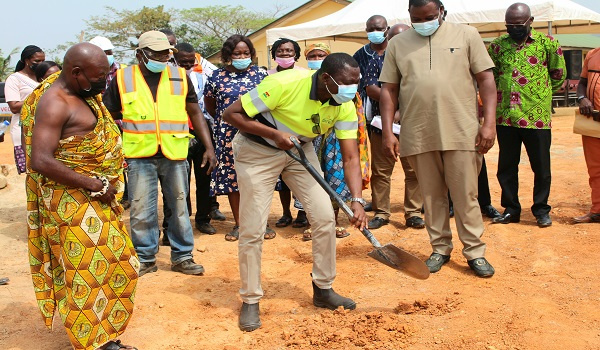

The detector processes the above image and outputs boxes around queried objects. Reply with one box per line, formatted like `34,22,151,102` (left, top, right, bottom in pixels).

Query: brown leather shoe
573,213,600,224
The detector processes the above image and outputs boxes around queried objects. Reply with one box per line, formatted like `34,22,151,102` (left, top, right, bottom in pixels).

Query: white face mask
412,13,441,36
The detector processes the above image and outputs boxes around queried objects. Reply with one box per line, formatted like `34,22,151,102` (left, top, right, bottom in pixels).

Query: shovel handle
285,137,382,248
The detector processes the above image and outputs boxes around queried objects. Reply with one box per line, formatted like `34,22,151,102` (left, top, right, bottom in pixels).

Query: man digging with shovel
223,53,367,332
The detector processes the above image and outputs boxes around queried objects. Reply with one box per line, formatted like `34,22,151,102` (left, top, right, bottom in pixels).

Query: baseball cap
137,31,177,52
89,36,114,51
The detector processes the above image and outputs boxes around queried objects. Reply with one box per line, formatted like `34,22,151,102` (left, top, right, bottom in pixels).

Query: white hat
89,36,114,51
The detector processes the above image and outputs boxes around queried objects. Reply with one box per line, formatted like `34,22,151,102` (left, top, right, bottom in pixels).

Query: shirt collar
309,71,341,106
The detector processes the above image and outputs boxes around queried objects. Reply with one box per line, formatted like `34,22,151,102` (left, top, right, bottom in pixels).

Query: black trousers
448,156,491,208
187,137,219,224
496,125,551,217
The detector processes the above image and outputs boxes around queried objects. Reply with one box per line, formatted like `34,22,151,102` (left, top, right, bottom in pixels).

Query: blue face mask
232,58,252,70
141,51,167,73
107,55,115,67
307,59,323,70
326,75,358,104
367,31,386,44
412,17,441,37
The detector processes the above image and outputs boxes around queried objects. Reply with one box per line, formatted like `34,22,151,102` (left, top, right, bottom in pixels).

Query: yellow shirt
240,69,357,145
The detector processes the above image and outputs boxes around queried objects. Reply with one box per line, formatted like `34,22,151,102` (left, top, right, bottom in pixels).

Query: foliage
0,48,19,81
174,6,277,56
49,4,284,62
85,5,172,59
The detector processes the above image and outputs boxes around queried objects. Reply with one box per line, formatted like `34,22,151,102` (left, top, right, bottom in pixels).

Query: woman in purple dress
204,35,270,241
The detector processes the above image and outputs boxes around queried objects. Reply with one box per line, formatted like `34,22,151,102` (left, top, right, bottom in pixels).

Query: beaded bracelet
89,176,109,198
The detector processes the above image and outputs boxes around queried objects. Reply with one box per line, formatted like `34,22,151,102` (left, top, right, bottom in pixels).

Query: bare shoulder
35,85,72,127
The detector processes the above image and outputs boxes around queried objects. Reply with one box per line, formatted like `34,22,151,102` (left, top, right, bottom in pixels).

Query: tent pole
547,21,552,35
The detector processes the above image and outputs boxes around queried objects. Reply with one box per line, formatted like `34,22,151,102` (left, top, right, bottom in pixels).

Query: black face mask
29,63,39,71
77,69,106,98
507,26,529,42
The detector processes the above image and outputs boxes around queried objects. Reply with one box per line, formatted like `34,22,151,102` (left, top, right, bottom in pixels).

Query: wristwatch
350,197,367,207
577,95,587,102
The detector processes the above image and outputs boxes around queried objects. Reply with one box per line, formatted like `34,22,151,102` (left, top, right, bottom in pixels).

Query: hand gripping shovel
285,137,430,280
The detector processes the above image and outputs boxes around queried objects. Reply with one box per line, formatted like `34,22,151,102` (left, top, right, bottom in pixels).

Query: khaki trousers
233,134,336,304
370,132,422,220
407,150,486,260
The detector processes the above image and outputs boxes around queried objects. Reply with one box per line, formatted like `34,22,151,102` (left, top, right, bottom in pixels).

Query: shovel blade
367,244,430,280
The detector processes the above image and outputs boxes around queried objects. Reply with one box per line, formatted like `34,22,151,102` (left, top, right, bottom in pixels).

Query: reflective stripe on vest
117,65,190,160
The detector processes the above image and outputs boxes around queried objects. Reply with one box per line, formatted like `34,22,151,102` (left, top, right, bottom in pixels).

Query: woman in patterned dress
204,35,271,241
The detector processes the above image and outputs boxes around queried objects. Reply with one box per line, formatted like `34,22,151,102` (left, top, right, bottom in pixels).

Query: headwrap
304,43,331,58
15,45,43,72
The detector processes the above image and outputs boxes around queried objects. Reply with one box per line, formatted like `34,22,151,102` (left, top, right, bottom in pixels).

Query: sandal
275,214,293,228
264,225,276,240
102,339,138,350
225,226,240,242
335,227,350,239
292,212,309,228
302,228,312,241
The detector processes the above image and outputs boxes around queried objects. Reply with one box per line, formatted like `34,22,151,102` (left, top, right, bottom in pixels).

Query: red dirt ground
0,110,599,349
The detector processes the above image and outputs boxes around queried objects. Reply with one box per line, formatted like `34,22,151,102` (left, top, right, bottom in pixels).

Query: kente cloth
21,72,139,350
314,93,370,201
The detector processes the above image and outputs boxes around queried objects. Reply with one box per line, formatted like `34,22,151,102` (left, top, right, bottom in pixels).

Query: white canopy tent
266,0,600,45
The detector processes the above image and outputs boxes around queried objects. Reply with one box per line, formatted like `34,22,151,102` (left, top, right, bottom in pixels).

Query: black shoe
491,212,520,224
368,217,389,230
425,253,450,273
139,262,158,277
364,202,373,212
405,216,425,229
467,257,495,277
536,214,552,227
196,222,217,234
209,209,226,221
171,259,205,275
481,205,501,219
239,302,261,332
312,281,356,310
449,204,454,218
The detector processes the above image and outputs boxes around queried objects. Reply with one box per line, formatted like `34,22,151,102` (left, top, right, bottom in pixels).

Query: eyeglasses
142,49,171,62
309,113,321,134
505,18,531,29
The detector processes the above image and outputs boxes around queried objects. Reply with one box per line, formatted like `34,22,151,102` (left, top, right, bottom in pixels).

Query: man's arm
30,95,114,203
365,59,382,102
474,69,497,154
578,78,594,116
187,102,217,173
547,38,567,92
380,82,400,160
223,99,294,150
339,138,367,230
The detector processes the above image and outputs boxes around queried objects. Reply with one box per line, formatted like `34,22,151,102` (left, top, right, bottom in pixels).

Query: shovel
285,137,430,280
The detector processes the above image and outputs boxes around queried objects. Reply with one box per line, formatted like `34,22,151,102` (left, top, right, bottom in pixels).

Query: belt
240,131,307,149
240,131,279,149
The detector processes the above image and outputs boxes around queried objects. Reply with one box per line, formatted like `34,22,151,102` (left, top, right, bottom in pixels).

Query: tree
174,6,277,57
0,48,19,81
85,5,172,60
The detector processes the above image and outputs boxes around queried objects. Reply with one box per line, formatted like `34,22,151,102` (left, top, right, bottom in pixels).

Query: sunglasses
309,113,321,134
505,18,531,29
